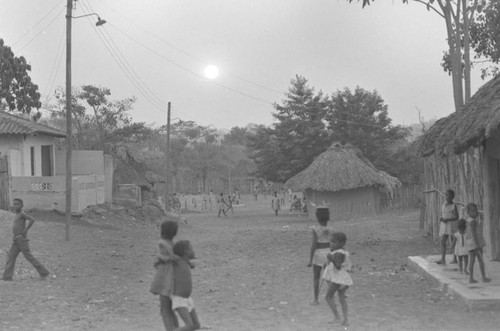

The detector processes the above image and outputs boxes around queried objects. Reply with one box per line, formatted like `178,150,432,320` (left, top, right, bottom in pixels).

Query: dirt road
1,197,500,330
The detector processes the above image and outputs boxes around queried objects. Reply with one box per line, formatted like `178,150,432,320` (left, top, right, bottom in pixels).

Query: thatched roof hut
417,74,500,157
286,142,400,220
416,74,500,260
286,143,388,191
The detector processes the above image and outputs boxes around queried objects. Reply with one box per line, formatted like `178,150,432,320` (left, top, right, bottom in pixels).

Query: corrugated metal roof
0,112,66,137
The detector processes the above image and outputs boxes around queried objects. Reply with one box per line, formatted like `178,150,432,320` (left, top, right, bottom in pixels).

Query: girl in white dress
454,219,469,274
307,207,333,305
436,189,459,264
323,232,352,326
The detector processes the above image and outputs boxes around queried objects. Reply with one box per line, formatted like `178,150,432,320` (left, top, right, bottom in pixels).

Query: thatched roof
285,142,396,192
417,74,500,157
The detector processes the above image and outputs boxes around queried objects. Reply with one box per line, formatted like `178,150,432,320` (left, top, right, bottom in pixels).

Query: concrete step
408,254,500,311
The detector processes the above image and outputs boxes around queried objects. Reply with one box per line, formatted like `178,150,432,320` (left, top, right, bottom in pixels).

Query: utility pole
65,0,73,241
165,102,171,206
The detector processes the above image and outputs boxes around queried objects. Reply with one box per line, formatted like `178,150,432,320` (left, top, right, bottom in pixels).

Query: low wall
11,175,104,212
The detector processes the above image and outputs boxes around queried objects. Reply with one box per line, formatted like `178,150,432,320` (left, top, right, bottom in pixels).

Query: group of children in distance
437,189,491,283
308,207,351,326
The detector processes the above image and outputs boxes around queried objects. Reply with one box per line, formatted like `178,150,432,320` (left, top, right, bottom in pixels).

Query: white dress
322,249,353,286
454,232,468,257
439,202,457,236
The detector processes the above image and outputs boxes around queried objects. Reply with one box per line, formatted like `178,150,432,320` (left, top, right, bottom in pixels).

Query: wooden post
0,155,10,211
165,102,171,207
65,0,73,241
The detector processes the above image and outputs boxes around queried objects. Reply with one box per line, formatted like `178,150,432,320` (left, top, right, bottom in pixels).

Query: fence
0,156,9,210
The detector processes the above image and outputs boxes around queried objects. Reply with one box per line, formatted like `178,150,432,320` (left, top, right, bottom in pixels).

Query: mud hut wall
484,132,500,260
305,187,377,221
422,148,484,241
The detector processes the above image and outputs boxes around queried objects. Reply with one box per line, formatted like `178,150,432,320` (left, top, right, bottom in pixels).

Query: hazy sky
0,0,487,130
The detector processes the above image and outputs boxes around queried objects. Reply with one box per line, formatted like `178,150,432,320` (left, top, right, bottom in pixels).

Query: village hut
416,74,500,260
285,142,401,220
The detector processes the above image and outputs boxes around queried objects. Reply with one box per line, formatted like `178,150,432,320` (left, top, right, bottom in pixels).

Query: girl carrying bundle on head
307,207,333,305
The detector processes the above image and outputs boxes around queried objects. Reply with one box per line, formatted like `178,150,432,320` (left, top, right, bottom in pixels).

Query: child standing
172,240,202,331
465,203,491,283
150,221,180,331
271,191,281,216
2,198,50,281
436,189,459,265
307,207,333,305
217,193,227,217
322,232,352,326
454,219,469,274
225,195,234,215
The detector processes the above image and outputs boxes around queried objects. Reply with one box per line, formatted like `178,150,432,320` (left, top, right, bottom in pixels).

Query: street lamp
65,0,106,241
72,13,107,26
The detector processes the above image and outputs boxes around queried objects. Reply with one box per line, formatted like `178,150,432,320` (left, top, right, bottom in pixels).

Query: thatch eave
418,74,500,157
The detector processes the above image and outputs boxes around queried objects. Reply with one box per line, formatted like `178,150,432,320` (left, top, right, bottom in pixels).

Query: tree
223,126,249,146
79,85,135,150
470,0,500,78
247,77,412,183
327,87,409,171
0,38,41,113
45,85,136,152
347,1,494,111
271,75,331,181
247,125,284,182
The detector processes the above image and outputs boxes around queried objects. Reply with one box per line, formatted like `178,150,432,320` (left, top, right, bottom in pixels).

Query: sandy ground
1,197,500,331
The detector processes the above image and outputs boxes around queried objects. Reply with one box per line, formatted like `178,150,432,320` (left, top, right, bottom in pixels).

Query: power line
101,27,165,107
11,1,63,48
108,23,274,105
44,29,66,100
79,0,165,113
96,0,283,95
15,7,65,53
81,0,164,108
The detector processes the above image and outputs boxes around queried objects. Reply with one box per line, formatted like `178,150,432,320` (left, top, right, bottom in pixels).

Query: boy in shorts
2,198,50,281
172,240,202,331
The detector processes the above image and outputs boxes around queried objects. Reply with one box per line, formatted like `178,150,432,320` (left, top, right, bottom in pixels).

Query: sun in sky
204,65,219,80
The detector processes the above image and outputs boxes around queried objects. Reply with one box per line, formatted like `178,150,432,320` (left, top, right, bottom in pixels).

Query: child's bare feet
483,277,492,283
311,300,320,306
436,260,446,265
328,318,342,324
341,320,349,326
469,279,478,284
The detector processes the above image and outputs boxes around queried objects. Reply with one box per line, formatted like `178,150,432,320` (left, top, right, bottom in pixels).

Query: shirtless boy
2,198,50,281
172,240,201,331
